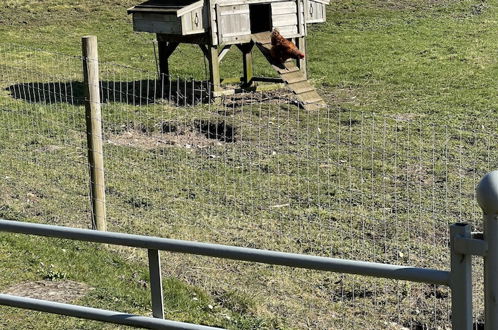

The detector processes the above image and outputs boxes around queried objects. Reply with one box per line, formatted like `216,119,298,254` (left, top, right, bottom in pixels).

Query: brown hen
270,29,305,64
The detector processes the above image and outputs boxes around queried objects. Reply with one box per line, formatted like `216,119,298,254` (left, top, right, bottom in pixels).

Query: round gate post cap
477,171,498,215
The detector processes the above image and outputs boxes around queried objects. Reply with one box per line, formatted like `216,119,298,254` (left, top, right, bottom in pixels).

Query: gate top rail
0,219,450,285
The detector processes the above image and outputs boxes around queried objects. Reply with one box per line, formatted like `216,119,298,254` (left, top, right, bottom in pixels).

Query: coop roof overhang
127,0,201,14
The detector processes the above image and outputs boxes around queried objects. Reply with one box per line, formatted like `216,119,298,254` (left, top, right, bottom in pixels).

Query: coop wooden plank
288,80,314,94
220,9,250,15
222,30,251,37
182,12,192,32
272,14,298,27
219,4,250,15
276,63,299,74
298,90,324,102
297,0,306,35
218,45,232,62
298,90,321,99
176,0,204,17
280,71,306,83
251,32,271,44
271,1,297,15
271,1,297,10
272,7,297,15
134,18,182,34
128,7,178,14
215,5,223,43
276,26,299,37
297,88,326,110
134,13,179,22
210,6,218,44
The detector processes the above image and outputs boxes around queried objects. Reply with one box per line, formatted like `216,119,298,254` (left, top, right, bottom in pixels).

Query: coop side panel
180,6,205,35
133,13,182,34
216,4,251,44
271,1,299,37
306,0,327,23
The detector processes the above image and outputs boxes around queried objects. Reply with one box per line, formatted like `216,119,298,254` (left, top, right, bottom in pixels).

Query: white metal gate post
450,223,473,330
476,171,498,330
147,249,164,319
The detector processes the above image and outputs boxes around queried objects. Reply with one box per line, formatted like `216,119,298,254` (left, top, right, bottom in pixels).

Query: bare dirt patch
35,145,64,153
391,113,425,122
107,120,237,150
107,129,226,150
403,164,435,186
3,280,93,303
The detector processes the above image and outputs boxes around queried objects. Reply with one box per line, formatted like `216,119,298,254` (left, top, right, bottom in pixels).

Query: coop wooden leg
156,36,178,79
296,37,307,79
208,45,221,92
238,43,254,87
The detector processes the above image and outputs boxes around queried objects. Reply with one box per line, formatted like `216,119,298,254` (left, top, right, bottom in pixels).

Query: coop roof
127,0,200,14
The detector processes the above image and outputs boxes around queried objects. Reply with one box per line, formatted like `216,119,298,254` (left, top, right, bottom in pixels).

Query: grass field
1,0,498,329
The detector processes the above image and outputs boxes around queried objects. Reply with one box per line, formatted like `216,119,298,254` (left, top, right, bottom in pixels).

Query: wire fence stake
82,35,107,231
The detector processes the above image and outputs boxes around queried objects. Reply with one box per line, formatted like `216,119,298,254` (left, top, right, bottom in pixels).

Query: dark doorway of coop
249,4,272,33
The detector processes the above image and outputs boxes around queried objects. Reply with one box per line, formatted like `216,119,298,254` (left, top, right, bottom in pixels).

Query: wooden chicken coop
128,0,329,109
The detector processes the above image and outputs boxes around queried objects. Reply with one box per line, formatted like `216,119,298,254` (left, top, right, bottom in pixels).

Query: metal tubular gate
1,171,498,329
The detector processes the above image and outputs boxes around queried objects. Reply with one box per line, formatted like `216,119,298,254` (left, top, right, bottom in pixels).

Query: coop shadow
5,78,212,107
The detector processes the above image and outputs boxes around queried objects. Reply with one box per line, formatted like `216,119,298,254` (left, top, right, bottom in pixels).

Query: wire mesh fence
0,41,492,328
0,43,90,227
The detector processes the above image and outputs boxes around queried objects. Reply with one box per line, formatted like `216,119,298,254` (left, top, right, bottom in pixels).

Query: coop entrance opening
249,4,272,33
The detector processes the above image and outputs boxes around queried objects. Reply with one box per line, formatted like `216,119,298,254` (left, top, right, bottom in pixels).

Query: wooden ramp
252,32,326,110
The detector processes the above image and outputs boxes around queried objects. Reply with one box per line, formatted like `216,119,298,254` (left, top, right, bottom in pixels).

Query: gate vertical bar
476,171,498,330
148,249,164,319
450,223,472,330
484,215,498,330
82,36,106,231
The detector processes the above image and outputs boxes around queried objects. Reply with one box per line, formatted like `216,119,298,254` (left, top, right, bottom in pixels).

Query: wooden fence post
82,36,106,231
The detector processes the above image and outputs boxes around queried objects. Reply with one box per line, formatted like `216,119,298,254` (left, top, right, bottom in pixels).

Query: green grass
0,232,275,329
1,0,497,328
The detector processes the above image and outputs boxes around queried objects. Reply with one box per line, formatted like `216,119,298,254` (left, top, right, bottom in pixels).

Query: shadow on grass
4,79,212,107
